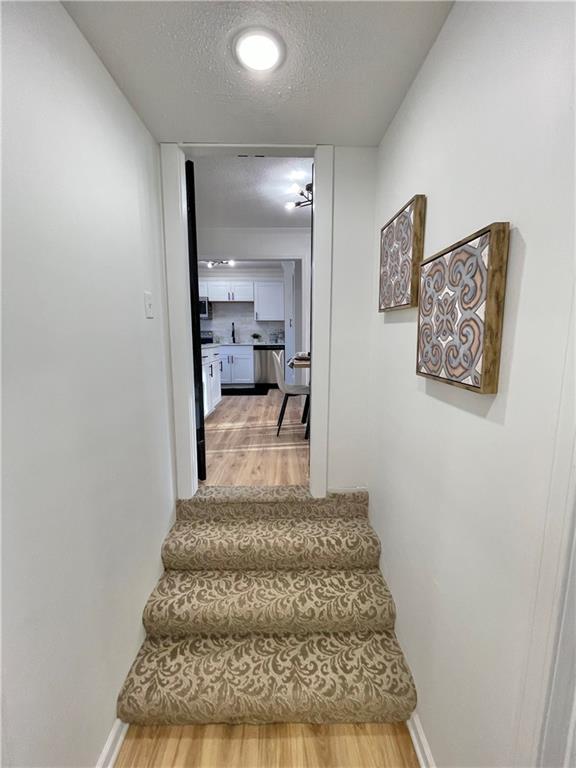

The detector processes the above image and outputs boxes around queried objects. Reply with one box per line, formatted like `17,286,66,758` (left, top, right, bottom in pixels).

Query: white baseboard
408,713,436,768
95,719,128,768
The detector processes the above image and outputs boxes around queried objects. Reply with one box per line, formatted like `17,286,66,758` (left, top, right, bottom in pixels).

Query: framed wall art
416,222,510,394
379,194,427,311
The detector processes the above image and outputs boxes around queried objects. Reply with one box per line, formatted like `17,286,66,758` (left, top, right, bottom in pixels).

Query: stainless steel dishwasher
254,345,284,385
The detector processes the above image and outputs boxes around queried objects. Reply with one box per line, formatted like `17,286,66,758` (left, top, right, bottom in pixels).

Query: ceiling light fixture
285,182,313,211
202,260,235,269
234,28,284,72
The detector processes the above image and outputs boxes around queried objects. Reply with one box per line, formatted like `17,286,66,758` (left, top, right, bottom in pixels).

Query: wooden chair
272,351,310,437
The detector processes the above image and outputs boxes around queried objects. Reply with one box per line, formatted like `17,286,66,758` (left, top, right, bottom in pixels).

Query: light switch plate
144,291,154,319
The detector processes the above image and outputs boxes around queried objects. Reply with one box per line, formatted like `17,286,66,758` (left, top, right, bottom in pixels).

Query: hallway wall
2,3,175,766
327,147,377,490
366,3,575,766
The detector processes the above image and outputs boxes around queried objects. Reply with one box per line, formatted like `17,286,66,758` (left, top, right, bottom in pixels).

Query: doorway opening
187,154,313,487
160,143,333,498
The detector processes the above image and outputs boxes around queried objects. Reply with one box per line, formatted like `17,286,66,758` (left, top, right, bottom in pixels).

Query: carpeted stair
117,486,417,725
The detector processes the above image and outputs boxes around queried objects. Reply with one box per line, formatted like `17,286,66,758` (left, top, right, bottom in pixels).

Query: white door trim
308,145,334,497
160,144,198,499
160,143,333,499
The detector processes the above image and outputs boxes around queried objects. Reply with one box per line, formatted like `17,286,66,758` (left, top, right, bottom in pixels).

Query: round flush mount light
234,28,284,72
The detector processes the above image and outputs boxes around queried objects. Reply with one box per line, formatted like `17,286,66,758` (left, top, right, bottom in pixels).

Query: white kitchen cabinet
206,280,230,302
201,363,210,414
204,279,253,302
208,359,222,410
230,353,254,384
229,281,254,301
219,345,254,384
201,347,222,415
198,280,208,297
220,353,232,384
254,280,284,321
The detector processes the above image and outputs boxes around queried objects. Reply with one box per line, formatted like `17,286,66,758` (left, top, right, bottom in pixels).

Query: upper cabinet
206,280,230,302
203,279,254,302
254,280,284,321
229,281,254,302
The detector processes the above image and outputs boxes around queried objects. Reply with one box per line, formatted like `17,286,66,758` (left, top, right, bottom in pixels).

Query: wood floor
203,390,309,486
115,723,419,768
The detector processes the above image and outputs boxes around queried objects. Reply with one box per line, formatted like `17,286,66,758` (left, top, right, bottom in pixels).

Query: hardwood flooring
203,390,309,486
115,723,419,768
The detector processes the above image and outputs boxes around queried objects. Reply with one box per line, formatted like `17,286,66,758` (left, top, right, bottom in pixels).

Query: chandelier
285,182,313,211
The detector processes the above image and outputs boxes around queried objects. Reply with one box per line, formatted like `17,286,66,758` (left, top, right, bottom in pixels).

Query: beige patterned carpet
117,486,417,725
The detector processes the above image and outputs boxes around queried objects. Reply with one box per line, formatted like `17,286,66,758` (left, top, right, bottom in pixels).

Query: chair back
272,350,287,394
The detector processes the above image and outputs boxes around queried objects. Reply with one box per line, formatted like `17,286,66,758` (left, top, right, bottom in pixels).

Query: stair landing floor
115,722,419,768
203,390,309,486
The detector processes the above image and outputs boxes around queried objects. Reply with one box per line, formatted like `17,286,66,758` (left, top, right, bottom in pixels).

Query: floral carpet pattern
117,487,417,725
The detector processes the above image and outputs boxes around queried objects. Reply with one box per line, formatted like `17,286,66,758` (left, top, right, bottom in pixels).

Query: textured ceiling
64,1,452,146
193,156,313,228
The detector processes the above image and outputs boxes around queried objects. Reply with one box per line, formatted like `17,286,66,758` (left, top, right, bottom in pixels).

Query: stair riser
144,569,395,638
180,488,368,505
144,602,395,638
176,499,369,522
117,631,417,726
163,519,381,572
162,546,380,572
120,705,414,726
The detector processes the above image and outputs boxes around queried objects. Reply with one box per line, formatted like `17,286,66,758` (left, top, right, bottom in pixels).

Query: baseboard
327,485,369,493
95,719,128,768
408,713,436,768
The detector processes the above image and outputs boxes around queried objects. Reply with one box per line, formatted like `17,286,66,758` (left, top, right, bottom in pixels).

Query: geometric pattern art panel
416,223,509,394
379,195,426,311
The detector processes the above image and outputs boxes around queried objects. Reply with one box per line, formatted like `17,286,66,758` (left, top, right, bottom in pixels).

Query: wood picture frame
416,222,510,394
379,194,427,311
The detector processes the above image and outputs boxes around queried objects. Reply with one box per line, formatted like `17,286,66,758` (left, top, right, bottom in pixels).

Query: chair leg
304,405,310,440
277,394,290,436
301,394,310,424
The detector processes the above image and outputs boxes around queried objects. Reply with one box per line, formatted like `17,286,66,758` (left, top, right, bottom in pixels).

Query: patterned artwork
417,223,509,393
379,195,426,311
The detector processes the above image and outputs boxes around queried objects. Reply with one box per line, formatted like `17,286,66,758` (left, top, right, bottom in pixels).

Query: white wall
2,4,175,767
198,226,311,260
366,3,575,767
327,147,377,491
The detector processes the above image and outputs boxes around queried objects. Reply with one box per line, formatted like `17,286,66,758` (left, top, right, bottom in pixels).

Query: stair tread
177,488,369,522
144,569,396,637
117,630,417,725
162,518,380,571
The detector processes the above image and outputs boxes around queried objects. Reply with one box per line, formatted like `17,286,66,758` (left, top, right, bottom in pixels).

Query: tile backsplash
201,302,284,344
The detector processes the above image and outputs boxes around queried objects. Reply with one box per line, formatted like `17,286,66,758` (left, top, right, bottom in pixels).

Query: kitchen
198,263,288,413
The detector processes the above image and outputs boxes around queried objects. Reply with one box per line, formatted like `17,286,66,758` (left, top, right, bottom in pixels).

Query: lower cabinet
209,360,222,410
201,349,222,416
219,346,254,385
